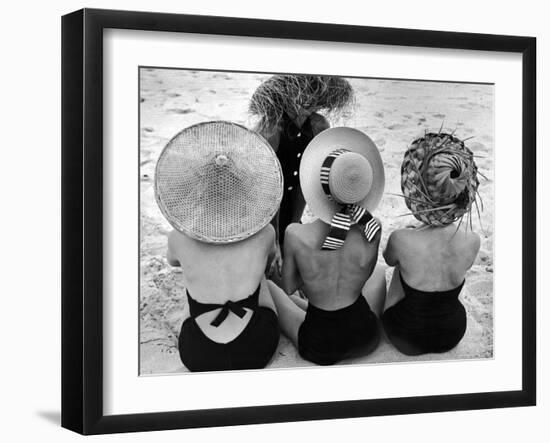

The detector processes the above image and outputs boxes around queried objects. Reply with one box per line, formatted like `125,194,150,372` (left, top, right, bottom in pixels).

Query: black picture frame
61,8,536,435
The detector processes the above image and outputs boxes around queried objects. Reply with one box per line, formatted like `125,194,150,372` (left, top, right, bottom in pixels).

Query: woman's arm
383,231,400,267
167,231,181,267
281,251,301,295
465,232,481,270
281,228,303,295
265,225,281,276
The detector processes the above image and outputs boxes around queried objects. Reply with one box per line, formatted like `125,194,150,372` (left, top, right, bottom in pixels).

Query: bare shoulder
466,230,481,244
256,223,276,246
459,230,481,252
228,224,275,254
285,220,324,249
387,227,412,245
284,222,304,247
168,229,190,249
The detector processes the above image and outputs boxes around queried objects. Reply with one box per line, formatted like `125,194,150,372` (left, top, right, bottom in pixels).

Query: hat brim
155,121,283,244
300,127,385,223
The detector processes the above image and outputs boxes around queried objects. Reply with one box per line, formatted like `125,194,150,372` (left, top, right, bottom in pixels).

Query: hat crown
214,154,230,166
401,132,479,226
299,127,385,224
199,154,252,200
329,152,373,204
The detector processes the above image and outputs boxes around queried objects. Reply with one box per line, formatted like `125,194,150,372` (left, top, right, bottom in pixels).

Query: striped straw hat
155,121,283,244
401,132,480,226
300,127,385,224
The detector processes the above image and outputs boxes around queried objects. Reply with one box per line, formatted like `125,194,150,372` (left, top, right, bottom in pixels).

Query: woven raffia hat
300,127,385,223
401,132,480,226
155,121,283,243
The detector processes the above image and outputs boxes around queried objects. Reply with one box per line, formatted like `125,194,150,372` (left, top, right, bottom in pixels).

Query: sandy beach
139,68,494,375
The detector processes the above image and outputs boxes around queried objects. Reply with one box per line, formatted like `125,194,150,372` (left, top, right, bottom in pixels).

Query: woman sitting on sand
249,75,354,254
382,132,481,356
155,121,283,372
269,127,386,365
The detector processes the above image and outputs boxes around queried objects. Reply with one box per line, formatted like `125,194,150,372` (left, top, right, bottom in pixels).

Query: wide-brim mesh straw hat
300,127,385,224
155,121,283,243
401,132,480,226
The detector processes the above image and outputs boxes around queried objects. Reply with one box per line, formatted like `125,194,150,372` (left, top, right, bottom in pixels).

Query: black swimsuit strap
186,285,261,327
399,273,465,299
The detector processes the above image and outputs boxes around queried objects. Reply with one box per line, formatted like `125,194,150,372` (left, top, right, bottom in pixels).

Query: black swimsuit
382,274,467,356
298,295,380,366
178,286,279,372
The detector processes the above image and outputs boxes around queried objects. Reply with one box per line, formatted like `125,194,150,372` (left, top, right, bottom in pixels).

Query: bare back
284,219,380,310
385,224,480,291
168,225,274,303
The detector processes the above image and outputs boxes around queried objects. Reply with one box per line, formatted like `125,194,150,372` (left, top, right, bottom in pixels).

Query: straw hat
300,127,385,223
401,132,480,226
155,121,283,244
249,75,353,133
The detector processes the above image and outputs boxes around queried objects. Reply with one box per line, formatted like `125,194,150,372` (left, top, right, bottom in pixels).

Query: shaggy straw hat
249,75,354,132
155,121,283,244
401,132,480,226
300,127,385,223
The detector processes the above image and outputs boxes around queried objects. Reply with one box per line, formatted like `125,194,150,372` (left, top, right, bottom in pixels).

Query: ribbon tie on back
210,300,248,327
320,149,381,251
186,286,260,327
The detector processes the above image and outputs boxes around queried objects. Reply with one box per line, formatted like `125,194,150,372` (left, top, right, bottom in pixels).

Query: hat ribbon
320,149,380,250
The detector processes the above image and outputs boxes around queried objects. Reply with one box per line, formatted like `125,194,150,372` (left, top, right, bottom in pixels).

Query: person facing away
249,75,354,259
382,131,481,356
155,121,283,372
268,127,387,365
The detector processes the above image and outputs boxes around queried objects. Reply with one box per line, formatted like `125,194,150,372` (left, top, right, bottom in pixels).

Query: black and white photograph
1,0,546,439
139,68,494,374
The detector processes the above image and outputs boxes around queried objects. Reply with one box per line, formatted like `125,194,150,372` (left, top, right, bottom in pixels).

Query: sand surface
139,69,494,375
